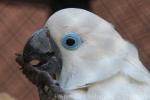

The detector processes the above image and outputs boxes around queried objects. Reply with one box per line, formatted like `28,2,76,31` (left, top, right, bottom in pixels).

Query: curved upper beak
23,27,62,75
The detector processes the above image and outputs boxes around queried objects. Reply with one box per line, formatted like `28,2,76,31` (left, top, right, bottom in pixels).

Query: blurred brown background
0,0,149,100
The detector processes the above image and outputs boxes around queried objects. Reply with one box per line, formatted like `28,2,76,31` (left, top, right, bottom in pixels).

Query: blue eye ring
61,32,82,50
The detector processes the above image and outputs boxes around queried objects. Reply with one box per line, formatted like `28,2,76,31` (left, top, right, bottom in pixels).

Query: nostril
30,59,40,66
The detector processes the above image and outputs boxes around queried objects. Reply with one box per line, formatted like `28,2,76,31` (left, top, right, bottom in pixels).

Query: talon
19,67,23,70
50,85,64,94
15,53,21,56
16,56,24,66
43,85,50,93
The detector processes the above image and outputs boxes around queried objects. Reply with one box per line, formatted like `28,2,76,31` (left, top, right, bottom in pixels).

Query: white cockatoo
18,8,150,100
44,8,150,100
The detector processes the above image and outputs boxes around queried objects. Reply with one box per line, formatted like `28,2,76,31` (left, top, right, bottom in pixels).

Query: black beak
23,27,62,75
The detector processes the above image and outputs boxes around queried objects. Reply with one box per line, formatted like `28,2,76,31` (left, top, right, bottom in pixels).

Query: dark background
0,0,149,99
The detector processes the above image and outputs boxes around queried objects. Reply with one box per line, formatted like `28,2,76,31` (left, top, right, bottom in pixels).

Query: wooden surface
0,0,149,100
0,2,50,100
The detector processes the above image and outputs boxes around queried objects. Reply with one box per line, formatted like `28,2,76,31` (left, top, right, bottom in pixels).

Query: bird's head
44,8,126,90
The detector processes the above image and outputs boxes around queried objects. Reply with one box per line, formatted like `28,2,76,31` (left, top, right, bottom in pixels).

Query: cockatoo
17,8,150,100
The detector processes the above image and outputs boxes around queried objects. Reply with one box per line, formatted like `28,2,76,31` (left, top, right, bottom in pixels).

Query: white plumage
45,8,150,100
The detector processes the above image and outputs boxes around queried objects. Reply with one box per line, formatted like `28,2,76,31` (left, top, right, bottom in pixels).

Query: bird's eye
61,32,82,50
